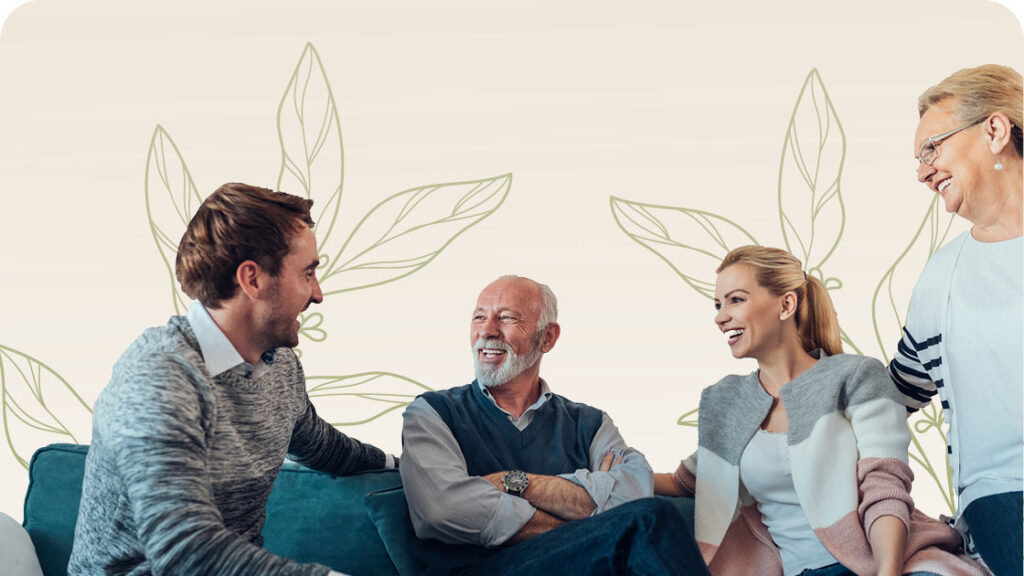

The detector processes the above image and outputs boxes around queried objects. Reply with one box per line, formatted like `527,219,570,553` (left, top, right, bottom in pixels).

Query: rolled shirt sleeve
557,412,654,514
400,397,537,547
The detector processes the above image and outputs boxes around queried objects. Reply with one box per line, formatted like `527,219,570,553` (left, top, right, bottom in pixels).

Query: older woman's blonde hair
918,64,1023,157
718,246,843,357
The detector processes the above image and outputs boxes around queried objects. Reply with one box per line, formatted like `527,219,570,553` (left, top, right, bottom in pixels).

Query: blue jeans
962,491,1023,576
799,564,940,576
462,497,709,576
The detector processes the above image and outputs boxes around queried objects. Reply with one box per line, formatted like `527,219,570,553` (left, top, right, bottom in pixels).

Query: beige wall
0,0,1021,522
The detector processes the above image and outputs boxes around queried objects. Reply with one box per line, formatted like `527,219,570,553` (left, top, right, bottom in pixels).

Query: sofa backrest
22,444,404,576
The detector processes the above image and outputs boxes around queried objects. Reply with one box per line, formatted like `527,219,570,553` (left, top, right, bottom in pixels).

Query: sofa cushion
364,486,424,576
22,444,88,576
23,444,404,576
263,463,403,576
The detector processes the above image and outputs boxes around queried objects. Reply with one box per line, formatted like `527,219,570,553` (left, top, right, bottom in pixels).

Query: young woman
654,246,983,576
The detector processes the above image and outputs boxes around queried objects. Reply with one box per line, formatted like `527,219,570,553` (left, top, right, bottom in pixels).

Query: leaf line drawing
610,68,957,512
610,197,758,299
307,372,434,426
0,345,91,468
137,41,506,426
145,125,203,316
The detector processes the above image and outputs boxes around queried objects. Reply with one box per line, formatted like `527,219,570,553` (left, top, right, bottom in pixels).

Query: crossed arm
399,397,653,547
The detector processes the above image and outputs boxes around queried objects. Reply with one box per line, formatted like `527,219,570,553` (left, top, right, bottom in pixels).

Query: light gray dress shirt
400,379,654,547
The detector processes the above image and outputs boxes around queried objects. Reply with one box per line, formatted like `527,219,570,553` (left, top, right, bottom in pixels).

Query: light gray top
947,234,1023,513
69,308,386,576
400,379,653,547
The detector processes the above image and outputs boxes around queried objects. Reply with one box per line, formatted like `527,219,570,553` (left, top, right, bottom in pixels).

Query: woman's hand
653,473,683,496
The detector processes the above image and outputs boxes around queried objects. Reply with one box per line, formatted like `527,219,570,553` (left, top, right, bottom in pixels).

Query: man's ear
985,112,1014,155
235,260,265,301
779,292,798,321
540,322,561,353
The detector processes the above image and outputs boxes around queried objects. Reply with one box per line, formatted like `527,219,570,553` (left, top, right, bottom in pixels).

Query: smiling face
470,277,548,388
914,100,992,222
714,263,788,361
259,226,323,350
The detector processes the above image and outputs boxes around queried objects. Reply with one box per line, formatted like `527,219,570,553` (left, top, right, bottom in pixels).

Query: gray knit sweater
68,316,386,576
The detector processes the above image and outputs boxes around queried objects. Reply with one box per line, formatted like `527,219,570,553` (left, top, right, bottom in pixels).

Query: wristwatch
502,470,529,497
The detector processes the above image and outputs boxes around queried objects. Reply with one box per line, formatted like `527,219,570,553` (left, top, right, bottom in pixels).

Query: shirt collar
477,377,553,412
186,302,247,377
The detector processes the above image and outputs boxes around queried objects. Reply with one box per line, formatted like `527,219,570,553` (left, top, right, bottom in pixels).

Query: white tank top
740,429,838,576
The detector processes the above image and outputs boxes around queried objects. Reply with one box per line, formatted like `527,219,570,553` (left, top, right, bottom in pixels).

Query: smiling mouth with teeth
937,178,952,193
726,329,744,345
480,349,506,358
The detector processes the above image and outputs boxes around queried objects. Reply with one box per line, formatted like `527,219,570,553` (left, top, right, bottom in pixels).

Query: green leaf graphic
676,407,698,428
0,345,91,469
871,196,956,363
276,42,344,263
307,372,433,426
320,174,513,293
144,125,202,315
298,311,327,343
778,68,847,276
609,196,759,299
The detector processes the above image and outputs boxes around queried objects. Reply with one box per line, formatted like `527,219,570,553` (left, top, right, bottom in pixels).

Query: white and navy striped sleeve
888,327,941,414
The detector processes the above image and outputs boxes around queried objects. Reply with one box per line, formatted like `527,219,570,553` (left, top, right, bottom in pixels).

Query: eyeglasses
915,119,984,170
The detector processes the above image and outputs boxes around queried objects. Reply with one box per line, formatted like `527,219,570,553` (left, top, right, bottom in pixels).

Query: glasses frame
916,118,985,169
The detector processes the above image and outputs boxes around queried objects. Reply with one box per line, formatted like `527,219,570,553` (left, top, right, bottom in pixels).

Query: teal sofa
22,444,420,576
22,444,696,576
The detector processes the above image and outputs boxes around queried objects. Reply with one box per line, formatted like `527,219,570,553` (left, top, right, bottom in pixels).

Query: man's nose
310,275,324,304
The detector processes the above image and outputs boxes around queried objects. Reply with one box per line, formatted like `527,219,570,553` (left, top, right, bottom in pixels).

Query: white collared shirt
186,302,274,379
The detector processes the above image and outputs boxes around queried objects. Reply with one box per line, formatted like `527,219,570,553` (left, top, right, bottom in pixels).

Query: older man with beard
399,276,708,576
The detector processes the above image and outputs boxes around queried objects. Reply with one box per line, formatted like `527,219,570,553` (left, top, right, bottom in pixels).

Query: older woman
888,64,1022,576
655,246,982,576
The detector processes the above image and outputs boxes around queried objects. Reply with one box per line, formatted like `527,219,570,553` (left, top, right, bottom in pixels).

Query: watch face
503,470,529,496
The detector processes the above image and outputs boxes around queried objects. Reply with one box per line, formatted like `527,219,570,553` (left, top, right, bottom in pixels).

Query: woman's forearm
868,514,907,576
653,472,683,496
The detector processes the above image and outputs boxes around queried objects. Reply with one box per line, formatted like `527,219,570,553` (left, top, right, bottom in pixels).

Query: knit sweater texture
672,352,984,576
68,316,386,576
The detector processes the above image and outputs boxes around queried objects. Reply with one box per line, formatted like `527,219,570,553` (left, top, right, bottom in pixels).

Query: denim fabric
962,490,1023,576
460,498,709,576
799,563,940,576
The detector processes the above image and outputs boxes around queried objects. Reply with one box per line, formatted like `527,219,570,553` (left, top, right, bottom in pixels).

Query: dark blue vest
411,382,604,574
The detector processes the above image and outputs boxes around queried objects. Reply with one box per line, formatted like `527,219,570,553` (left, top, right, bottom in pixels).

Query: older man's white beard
473,335,544,388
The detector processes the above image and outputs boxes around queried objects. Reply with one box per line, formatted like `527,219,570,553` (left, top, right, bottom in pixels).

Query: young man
69,183,394,576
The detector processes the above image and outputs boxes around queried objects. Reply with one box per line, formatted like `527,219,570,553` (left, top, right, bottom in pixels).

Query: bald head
483,275,558,332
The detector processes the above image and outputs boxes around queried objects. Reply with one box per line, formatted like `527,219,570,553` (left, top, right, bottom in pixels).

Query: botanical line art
611,68,958,512
143,41,511,424
0,345,91,469
1,40,513,470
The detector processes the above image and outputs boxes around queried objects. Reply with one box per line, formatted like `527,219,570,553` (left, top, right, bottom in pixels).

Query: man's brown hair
175,183,315,308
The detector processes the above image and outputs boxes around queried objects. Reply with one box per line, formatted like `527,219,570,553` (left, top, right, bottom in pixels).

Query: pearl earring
995,161,1004,171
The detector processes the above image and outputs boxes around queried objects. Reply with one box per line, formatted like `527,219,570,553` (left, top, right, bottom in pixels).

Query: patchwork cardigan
671,352,985,576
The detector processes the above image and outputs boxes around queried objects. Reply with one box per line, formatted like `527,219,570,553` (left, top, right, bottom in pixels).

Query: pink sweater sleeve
856,457,914,534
